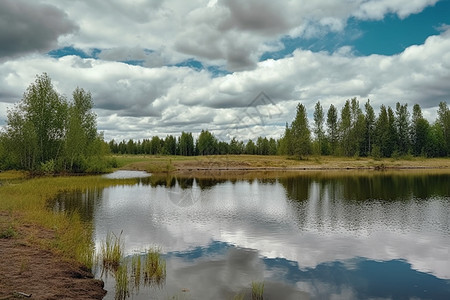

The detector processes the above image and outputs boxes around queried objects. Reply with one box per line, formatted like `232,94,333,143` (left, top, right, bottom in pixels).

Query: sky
1,0,450,142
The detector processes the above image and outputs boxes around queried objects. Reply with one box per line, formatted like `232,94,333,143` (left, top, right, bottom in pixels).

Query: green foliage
313,101,325,155
395,102,411,155
256,137,270,155
371,144,381,160
364,99,376,156
290,103,311,158
327,104,339,155
0,225,16,239
245,139,257,155
411,104,430,156
0,74,106,173
40,159,56,174
163,135,177,155
229,137,245,154
197,130,218,155
178,132,195,156
437,102,450,154
339,100,352,156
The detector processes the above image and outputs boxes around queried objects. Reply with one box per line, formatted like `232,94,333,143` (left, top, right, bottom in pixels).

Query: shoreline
174,165,450,172
114,154,450,175
0,212,106,300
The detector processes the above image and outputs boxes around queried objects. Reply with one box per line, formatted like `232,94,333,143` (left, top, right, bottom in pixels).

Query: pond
51,171,450,299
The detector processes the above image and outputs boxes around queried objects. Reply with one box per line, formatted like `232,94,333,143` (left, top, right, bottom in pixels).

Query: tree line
108,131,279,156
1,73,449,174
109,98,450,159
278,98,450,159
0,73,111,173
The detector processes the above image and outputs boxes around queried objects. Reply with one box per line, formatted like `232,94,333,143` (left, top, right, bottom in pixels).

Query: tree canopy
0,73,110,173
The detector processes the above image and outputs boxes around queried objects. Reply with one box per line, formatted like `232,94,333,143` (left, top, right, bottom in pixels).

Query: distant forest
1,73,449,174
109,98,450,159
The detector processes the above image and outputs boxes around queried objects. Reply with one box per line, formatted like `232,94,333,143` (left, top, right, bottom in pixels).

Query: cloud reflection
52,172,450,285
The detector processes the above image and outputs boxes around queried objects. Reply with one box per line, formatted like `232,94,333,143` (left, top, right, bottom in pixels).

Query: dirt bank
0,213,106,300
117,155,450,175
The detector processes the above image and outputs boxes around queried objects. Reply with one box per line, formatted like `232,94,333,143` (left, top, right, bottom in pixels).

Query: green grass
251,281,264,300
0,225,16,239
131,254,142,291
0,170,28,180
114,263,129,300
143,248,166,286
100,231,124,272
98,248,167,299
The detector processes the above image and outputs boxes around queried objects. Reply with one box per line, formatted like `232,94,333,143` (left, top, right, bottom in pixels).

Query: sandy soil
0,213,106,300
120,155,450,175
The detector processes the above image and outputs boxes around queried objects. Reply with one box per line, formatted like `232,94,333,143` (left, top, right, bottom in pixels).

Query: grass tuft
100,231,124,272
131,254,142,291
143,248,166,286
251,281,264,300
0,225,16,239
114,263,129,300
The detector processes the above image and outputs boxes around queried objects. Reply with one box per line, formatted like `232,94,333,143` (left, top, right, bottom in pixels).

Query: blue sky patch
48,46,97,59
173,59,231,77
261,0,450,60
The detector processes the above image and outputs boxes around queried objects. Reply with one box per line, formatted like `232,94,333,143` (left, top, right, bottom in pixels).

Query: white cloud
0,0,448,141
354,0,439,20
24,0,439,69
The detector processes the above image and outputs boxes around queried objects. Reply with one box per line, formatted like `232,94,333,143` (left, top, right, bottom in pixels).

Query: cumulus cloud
20,0,437,70
0,0,448,140
0,0,77,59
1,27,449,140
0,31,450,139
354,0,439,20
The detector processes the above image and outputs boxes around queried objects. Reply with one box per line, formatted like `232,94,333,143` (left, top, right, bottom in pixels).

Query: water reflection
278,172,450,202
161,242,450,300
102,170,151,179
50,171,450,299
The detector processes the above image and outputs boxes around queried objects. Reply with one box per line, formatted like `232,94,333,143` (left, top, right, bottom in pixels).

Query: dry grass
0,170,28,180
113,154,450,175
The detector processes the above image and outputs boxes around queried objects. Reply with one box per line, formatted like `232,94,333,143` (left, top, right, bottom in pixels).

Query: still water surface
52,171,450,299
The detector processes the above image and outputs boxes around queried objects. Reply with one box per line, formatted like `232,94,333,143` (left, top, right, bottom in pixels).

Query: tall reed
114,264,129,300
251,281,264,300
100,231,124,272
143,248,166,286
131,254,142,291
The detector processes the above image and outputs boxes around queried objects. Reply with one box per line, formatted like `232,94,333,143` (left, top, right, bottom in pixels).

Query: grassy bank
0,172,137,269
112,154,450,174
